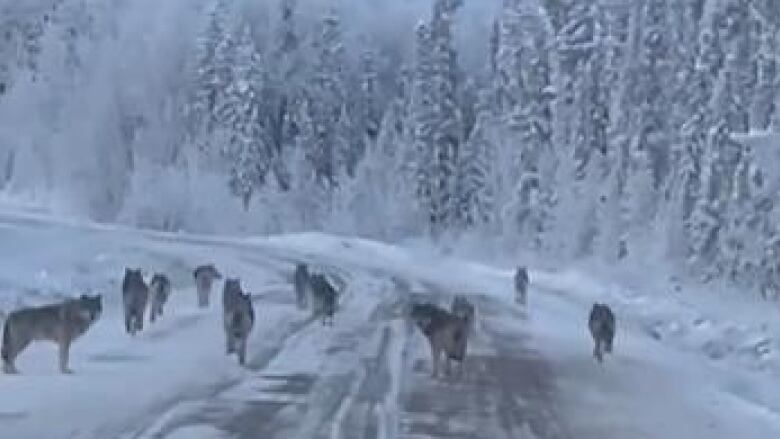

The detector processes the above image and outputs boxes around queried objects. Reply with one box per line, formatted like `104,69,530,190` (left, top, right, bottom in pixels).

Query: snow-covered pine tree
426,0,464,237
217,26,271,210
184,0,235,167
266,0,302,191
456,90,497,230
302,9,347,189
410,20,436,231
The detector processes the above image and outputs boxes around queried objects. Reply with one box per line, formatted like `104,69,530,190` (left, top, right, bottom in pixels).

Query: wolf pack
1,260,616,379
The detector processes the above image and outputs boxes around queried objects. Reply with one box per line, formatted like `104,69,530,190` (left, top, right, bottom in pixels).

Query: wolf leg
125,313,133,334
430,345,440,378
59,340,73,374
226,334,235,354
237,339,246,366
2,359,18,374
2,338,27,374
593,339,603,363
135,312,144,333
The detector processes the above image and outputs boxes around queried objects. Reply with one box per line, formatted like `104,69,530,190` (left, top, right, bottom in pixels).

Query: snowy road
2,209,780,438
118,249,567,439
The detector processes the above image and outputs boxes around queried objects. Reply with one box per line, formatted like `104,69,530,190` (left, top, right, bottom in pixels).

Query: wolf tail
1,318,11,363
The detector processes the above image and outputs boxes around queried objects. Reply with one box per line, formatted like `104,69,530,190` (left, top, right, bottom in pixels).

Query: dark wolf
148,273,172,324
293,263,310,309
309,273,337,326
514,266,529,305
193,264,222,308
122,268,149,335
2,294,102,374
589,303,616,363
410,302,468,378
222,278,255,366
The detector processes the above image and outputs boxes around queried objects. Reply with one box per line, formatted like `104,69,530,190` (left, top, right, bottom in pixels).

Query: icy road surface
0,209,779,438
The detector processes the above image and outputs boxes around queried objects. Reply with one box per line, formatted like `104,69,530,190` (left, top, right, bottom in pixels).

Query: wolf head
150,273,168,286
228,289,255,331
123,268,146,288
223,278,243,304
194,264,222,281
223,278,242,293
451,295,468,310
409,302,445,333
78,294,103,322
589,303,615,332
451,295,474,323
310,274,336,297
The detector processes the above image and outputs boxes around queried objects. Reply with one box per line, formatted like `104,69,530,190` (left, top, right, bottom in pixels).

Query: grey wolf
222,278,255,366
409,302,468,378
450,295,476,334
293,263,310,309
193,264,222,308
149,273,172,324
2,294,102,374
123,268,149,335
514,266,529,305
309,273,337,326
588,303,616,363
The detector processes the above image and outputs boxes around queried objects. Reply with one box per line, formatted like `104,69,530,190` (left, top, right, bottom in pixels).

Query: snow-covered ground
1,207,780,438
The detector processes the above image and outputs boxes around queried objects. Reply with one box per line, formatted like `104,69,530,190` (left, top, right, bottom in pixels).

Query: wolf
514,266,530,305
2,294,102,374
193,264,222,308
588,303,616,363
451,295,476,334
410,302,468,378
222,278,255,366
148,273,172,324
293,263,310,309
309,273,338,326
122,268,149,335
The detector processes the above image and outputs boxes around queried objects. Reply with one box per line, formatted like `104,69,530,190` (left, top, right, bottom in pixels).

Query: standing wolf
410,302,468,378
148,273,172,324
293,263,310,309
2,294,102,374
122,268,149,336
222,278,255,366
193,264,222,308
451,295,476,334
309,273,337,326
588,303,616,363
514,266,530,305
